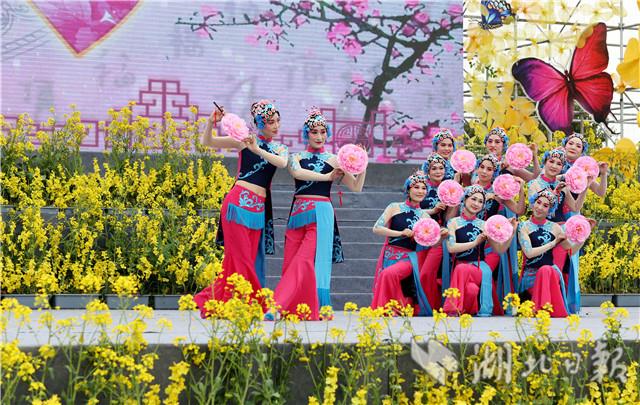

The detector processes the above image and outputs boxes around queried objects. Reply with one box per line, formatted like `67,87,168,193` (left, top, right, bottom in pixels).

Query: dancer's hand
329,168,345,181
528,143,538,155
401,228,414,238
433,202,446,213
243,135,261,154
598,161,609,176
209,106,225,124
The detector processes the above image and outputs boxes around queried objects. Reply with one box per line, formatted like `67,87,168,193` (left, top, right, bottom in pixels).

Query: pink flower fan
493,174,520,200
412,218,441,247
564,166,588,194
450,150,476,174
337,144,368,174
220,113,250,141
505,143,533,170
574,156,599,179
565,215,592,243
485,215,513,244
437,180,464,207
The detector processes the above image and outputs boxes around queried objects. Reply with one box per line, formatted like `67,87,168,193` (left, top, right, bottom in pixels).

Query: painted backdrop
1,0,463,162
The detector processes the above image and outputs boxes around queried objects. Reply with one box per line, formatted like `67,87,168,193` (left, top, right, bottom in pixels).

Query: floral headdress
529,187,559,216
302,107,332,142
250,99,279,130
484,127,510,149
403,170,428,195
475,153,501,180
423,153,447,179
562,132,589,155
431,128,457,152
542,147,567,165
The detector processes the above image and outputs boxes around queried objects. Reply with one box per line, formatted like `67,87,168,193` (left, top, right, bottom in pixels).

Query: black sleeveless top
293,150,334,197
451,217,485,262
387,203,424,251
237,139,286,188
523,220,556,269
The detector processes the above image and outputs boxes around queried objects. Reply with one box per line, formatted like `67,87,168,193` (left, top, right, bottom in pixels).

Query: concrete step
269,189,404,209
265,257,378,278
264,275,374,294
273,224,385,244
273,241,382,259
272,206,382,222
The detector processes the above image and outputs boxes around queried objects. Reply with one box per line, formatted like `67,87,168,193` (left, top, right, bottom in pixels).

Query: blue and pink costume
372,200,432,316
274,147,343,320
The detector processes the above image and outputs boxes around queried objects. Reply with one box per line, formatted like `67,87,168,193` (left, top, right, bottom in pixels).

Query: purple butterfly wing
512,58,573,133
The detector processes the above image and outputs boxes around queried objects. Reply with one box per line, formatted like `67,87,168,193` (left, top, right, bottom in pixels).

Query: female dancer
418,153,453,310
562,132,609,198
484,126,540,180
194,100,288,318
441,185,516,316
424,128,456,180
274,108,366,320
518,189,593,317
371,171,443,315
473,153,525,310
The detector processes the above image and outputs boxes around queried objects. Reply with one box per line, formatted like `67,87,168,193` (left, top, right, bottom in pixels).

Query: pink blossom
413,12,429,24
378,100,394,113
351,72,365,85
200,5,220,17
420,52,435,65
266,41,279,52
244,34,260,45
389,24,399,34
404,121,422,132
565,215,592,243
413,218,441,247
292,14,308,28
565,166,588,194
402,24,417,37
221,113,249,141
338,144,368,174
392,48,402,59
505,143,533,170
196,28,210,39
450,112,461,123
405,0,420,9
485,215,513,243
334,22,352,36
450,150,476,174
443,42,454,52
256,26,269,37
272,24,283,35
574,156,599,179
343,38,363,57
299,1,314,11
420,67,432,76
493,174,520,200
372,9,381,17
261,10,276,21
440,18,450,28
448,4,463,16
437,180,464,207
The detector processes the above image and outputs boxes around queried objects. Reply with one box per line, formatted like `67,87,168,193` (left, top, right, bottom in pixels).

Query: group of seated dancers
193,100,608,320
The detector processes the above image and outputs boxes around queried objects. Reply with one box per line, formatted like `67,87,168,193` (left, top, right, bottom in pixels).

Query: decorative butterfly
512,22,614,135
480,0,514,30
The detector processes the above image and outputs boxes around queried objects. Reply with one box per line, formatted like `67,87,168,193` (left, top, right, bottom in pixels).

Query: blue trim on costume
255,228,266,287
560,222,581,314
314,202,335,308
287,210,317,229
476,260,494,317
441,241,452,292
498,206,519,314
519,264,570,315
226,204,265,230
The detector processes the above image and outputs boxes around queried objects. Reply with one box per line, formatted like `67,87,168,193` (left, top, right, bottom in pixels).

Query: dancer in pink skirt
274,108,366,320
194,101,288,318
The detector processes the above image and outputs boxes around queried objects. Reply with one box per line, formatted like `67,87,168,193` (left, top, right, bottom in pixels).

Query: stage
8,307,639,347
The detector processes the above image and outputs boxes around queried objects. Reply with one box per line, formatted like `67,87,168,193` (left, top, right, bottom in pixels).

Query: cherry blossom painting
1,0,462,162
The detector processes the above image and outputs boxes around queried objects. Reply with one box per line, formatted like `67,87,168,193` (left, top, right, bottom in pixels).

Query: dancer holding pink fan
485,127,540,181
441,185,516,317
371,171,446,316
274,108,366,320
562,133,609,197
518,189,594,317
417,154,457,310
194,100,289,318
